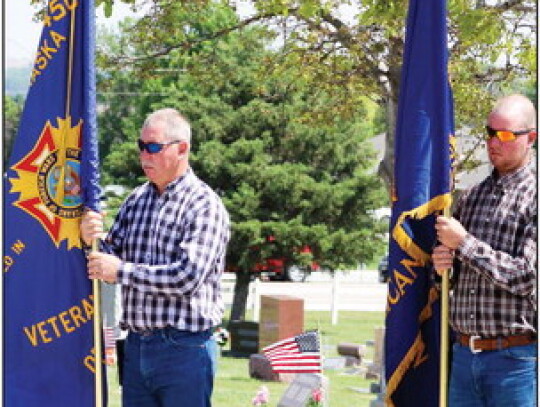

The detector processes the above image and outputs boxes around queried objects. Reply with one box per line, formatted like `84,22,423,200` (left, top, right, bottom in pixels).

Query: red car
226,238,319,282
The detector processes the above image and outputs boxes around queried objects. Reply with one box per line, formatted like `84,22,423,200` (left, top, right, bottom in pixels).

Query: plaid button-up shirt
452,161,537,338
103,169,230,333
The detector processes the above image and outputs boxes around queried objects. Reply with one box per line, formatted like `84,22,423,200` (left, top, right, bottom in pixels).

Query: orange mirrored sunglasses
485,126,532,142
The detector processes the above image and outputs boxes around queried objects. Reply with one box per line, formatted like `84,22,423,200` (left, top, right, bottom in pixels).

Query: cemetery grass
106,310,385,407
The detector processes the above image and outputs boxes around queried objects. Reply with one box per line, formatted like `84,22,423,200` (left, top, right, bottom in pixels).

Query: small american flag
104,326,116,350
262,331,322,374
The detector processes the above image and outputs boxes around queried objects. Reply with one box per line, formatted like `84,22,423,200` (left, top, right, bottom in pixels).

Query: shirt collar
491,160,535,190
148,168,195,196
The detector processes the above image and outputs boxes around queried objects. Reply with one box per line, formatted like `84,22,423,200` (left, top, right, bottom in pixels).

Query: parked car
378,254,389,283
226,237,319,282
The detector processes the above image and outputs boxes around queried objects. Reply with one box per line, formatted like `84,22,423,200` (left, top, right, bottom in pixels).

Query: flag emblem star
9,118,84,249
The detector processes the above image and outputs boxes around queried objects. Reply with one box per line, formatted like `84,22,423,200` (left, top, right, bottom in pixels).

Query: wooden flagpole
439,206,451,407
92,239,103,407
439,270,449,407
64,3,103,406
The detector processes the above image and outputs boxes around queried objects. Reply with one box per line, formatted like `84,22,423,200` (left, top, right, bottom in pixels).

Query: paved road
221,270,388,312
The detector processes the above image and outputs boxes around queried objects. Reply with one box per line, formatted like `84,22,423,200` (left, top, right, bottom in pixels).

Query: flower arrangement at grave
252,385,269,406
306,387,324,407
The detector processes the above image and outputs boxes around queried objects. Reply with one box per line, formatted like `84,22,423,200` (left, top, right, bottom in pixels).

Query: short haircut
142,108,192,143
490,94,536,130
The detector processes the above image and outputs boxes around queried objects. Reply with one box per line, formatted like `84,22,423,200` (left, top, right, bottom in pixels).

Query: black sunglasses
137,139,180,154
485,126,532,142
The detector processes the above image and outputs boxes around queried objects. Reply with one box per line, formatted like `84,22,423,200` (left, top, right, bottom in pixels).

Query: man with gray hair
81,108,230,406
432,94,537,406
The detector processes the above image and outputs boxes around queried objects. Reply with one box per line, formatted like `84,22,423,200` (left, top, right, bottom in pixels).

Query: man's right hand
432,245,454,276
80,210,105,246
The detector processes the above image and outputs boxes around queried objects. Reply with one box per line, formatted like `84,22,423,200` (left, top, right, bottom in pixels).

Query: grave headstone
322,357,346,370
259,295,304,351
337,342,366,358
277,373,329,407
229,320,259,356
366,326,385,380
344,355,361,367
249,353,277,381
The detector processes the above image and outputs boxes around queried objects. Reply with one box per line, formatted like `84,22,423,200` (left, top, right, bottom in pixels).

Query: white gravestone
277,373,329,407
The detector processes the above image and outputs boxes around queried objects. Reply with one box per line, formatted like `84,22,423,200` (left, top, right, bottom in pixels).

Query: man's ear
178,141,189,156
528,131,537,145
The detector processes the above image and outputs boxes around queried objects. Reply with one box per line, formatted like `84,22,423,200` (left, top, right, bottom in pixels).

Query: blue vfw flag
4,0,103,405
384,0,454,406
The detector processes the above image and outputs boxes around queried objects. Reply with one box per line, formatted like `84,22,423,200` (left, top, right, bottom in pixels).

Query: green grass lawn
106,311,385,407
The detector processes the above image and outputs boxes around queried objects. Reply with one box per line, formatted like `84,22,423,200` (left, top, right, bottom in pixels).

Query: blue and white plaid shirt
103,169,230,333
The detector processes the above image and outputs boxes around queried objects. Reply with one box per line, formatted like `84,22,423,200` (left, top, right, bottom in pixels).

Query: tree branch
113,9,299,63
487,0,535,12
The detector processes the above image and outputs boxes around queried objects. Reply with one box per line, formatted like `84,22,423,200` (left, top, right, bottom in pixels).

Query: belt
133,326,212,337
132,327,168,337
457,333,537,354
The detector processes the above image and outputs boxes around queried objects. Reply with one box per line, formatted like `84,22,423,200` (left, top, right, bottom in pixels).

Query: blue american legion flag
262,331,322,374
4,0,103,405
384,0,454,406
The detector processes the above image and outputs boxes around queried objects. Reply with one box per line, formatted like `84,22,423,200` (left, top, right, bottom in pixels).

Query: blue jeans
122,327,217,407
449,342,537,407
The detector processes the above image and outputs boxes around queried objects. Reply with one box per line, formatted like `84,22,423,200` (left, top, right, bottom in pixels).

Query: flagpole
439,206,451,407
63,2,103,404
317,322,323,374
92,239,104,407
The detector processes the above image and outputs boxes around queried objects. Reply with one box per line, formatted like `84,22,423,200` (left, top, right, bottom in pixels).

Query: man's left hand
87,252,121,283
435,216,467,250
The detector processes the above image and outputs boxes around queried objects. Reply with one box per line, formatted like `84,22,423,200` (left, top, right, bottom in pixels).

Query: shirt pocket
155,217,185,256
488,210,522,253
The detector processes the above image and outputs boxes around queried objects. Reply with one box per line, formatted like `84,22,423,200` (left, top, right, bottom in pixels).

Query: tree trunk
229,271,252,321
378,91,398,197
377,38,402,197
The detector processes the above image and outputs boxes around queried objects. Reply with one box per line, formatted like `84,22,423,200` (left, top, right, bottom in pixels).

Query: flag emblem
9,117,84,249
4,0,103,404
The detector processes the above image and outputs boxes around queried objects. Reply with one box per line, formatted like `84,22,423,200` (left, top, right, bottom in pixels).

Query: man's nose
487,137,504,147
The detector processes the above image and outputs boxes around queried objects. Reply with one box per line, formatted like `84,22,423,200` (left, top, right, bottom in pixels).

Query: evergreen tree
97,3,387,319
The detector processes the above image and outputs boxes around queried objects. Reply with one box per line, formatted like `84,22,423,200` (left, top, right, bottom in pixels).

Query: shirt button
470,314,475,319
470,289,475,294
145,254,151,261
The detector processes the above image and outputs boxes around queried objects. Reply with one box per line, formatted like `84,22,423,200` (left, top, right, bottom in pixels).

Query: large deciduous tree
93,0,535,186
97,3,387,320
